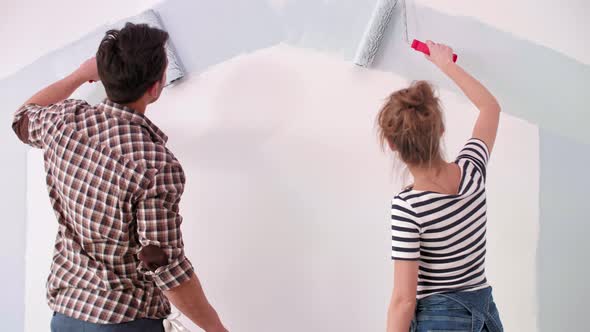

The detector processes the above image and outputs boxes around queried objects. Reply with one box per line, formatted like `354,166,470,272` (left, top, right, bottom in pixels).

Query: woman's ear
387,140,397,151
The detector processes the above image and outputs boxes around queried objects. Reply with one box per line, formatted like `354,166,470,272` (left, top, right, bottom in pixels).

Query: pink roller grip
411,39,458,62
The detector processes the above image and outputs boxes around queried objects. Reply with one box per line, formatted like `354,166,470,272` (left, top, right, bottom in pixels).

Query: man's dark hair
97,23,169,104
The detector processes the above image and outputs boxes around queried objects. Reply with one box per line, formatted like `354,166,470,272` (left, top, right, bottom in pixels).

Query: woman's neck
408,158,451,190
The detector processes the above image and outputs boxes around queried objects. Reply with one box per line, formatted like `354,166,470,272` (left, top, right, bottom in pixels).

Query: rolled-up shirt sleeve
136,162,194,290
11,99,87,148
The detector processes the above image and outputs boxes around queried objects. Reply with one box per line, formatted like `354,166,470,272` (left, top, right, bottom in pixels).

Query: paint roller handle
411,39,458,62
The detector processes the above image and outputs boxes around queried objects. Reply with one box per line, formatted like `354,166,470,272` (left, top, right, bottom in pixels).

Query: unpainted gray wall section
0,111,25,332
539,130,590,332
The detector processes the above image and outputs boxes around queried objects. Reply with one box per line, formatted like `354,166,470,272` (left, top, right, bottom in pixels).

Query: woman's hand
424,40,455,70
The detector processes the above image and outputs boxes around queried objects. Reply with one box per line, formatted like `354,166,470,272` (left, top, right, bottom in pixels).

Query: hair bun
398,81,437,114
376,80,444,166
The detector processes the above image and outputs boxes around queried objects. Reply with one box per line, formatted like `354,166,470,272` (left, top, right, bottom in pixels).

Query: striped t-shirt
391,138,490,299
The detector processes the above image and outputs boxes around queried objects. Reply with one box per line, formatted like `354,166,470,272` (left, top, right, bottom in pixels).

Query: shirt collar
99,99,168,144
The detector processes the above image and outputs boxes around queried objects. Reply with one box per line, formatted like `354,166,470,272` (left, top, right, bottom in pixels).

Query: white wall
26,45,539,331
154,45,540,331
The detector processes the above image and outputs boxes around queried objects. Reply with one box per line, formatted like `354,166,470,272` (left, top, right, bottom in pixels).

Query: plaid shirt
12,99,194,323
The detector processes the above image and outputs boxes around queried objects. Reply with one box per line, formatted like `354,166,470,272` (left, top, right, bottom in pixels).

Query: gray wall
539,130,590,331
0,106,26,332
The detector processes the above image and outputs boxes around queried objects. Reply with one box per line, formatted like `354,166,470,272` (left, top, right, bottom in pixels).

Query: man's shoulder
118,128,180,172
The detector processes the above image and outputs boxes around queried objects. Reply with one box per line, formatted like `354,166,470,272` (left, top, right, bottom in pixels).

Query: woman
379,41,503,332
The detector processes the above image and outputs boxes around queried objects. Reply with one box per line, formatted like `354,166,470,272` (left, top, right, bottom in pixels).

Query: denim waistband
414,287,503,332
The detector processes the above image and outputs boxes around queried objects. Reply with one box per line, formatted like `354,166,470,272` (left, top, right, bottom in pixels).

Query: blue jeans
51,312,164,332
411,287,503,332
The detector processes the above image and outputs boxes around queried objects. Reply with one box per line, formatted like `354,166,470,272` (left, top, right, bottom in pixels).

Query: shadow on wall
373,4,590,145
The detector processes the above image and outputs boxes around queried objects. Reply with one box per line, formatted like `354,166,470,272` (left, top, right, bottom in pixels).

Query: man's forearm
24,72,86,106
163,273,226,332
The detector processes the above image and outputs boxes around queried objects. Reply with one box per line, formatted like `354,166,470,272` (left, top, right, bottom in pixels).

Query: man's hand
73,57,100,83
163,274,228,332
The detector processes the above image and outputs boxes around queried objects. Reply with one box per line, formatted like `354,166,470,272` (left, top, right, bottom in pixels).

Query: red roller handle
411,39,458,62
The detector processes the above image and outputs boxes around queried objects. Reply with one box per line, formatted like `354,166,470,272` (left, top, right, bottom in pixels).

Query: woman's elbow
390,295,416,313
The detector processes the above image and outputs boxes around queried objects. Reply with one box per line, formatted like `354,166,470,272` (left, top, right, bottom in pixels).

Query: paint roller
354,0,398,67
90,9,185,86
354,0,458,67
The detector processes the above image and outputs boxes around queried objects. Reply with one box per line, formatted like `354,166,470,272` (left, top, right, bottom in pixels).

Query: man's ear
147,80,162,99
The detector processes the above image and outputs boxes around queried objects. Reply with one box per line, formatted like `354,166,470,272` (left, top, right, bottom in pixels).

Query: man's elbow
12,115,31,144
138,244,168,271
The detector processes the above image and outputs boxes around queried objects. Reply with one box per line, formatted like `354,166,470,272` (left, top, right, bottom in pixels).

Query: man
11,23,228,332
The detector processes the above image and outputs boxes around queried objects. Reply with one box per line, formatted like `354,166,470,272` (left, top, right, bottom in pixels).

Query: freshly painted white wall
26,45,539,331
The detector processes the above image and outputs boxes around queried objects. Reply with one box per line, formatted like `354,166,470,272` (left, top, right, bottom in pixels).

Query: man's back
11,22,227,331
14,98,192,323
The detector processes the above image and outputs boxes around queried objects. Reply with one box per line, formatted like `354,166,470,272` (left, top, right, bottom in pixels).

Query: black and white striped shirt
391,138,490,299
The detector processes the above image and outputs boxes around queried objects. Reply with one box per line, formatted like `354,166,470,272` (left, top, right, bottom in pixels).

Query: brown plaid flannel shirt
12,99,194,323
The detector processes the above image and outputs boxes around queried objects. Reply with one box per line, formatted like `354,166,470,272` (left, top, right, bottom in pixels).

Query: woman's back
391,138,490,299
382,41,503,331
